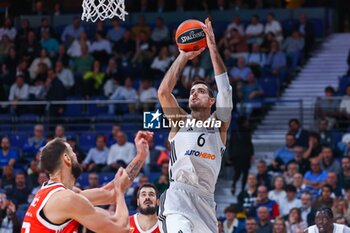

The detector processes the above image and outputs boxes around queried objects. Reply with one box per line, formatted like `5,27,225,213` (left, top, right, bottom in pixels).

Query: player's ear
156,199,160,206
209,97,215,106
63,153,72,167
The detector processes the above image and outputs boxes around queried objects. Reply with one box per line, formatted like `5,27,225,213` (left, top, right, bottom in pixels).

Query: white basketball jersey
168,116,225,194
307,224,345,233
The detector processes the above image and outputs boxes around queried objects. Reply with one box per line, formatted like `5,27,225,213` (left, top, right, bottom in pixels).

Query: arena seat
17,204,29,221
0,125,12,134
87,96,108,116
120,122,138,131
18,114,38,123
64,131,77,140
0,113,13,124
64,96,84,117
95,124,112,132
331,131,343,145
79,133,98,152
16,125,33,133
76,172,89,188
281,19,298,36
98,172,115,185
9,133,28,150
309,18,324,38
148,172,161,182
153,132,167,146
258,77,279,97
212,20,230,38
96,113,117,122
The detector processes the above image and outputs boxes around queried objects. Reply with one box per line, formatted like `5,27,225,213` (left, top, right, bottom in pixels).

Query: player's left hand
114,168,131,194
201,17,217,50
134,131,153,158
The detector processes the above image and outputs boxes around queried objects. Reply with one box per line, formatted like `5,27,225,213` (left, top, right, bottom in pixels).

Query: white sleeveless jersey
168,116,225,194
307,224,347,233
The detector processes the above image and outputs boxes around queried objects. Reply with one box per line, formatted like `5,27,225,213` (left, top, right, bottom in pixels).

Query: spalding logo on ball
175,19,207,52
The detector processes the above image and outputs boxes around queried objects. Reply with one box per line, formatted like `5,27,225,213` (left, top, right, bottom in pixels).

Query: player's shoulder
48,188,86,210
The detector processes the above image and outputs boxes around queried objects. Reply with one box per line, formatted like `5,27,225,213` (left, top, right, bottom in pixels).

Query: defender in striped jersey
157,18,233,233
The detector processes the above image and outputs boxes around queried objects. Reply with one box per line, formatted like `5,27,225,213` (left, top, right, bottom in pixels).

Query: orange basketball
175,19,207,52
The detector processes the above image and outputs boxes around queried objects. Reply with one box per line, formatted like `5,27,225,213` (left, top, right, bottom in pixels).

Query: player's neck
137,213,158,230
49,169,75,190
191,110,211,122
327,224,334,233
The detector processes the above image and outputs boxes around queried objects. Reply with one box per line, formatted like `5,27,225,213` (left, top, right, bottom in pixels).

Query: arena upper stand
0,0,350,232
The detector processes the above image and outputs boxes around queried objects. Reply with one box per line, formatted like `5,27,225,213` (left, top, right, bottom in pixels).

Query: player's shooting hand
202,18,217,50
179,48,205,61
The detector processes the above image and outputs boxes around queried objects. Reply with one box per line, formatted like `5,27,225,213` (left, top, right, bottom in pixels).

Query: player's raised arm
80,131,153,205
52,169,130,233
158,48,204,119
202,17,233,142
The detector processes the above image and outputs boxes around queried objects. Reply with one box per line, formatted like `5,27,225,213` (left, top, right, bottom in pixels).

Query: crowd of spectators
0,7,315,119
219,116,350,232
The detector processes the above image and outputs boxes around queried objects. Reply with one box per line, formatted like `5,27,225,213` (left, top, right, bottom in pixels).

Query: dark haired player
21,131,152,233
157,18,233,233
304,207,350,233
130,183,160,233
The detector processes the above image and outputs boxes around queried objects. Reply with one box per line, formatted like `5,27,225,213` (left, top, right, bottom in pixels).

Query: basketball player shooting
21,131,153,233
157,18,233,233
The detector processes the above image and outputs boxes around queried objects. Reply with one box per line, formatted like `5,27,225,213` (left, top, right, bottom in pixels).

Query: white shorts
158,182,218,233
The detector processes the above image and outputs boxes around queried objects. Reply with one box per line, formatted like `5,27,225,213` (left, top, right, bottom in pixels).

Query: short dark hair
316,206,333,219
137,183,159,199
309,131,320,142
96,135,106,142
288,118,300,126
258,160,266,165
40,138,68,174
246,217,257,224
285,184,297,193
324,86,335,94
224,204,237,214
191,80,214,98
322,184,332,192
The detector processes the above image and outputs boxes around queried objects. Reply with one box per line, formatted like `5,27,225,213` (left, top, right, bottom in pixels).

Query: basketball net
81,0,128,22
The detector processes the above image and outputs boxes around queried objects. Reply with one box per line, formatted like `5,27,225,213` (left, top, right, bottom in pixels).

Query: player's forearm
208,46,226,75
80,186,115,205
125,152,146,181
113,192,129,230
158,54,188,96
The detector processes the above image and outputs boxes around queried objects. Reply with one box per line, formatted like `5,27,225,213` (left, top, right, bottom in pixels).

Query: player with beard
157,18,233,233
304,207,350,233
21,131,153,233
129,183,160,233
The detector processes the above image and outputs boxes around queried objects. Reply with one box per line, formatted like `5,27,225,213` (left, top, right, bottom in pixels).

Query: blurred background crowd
0,0,350,232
